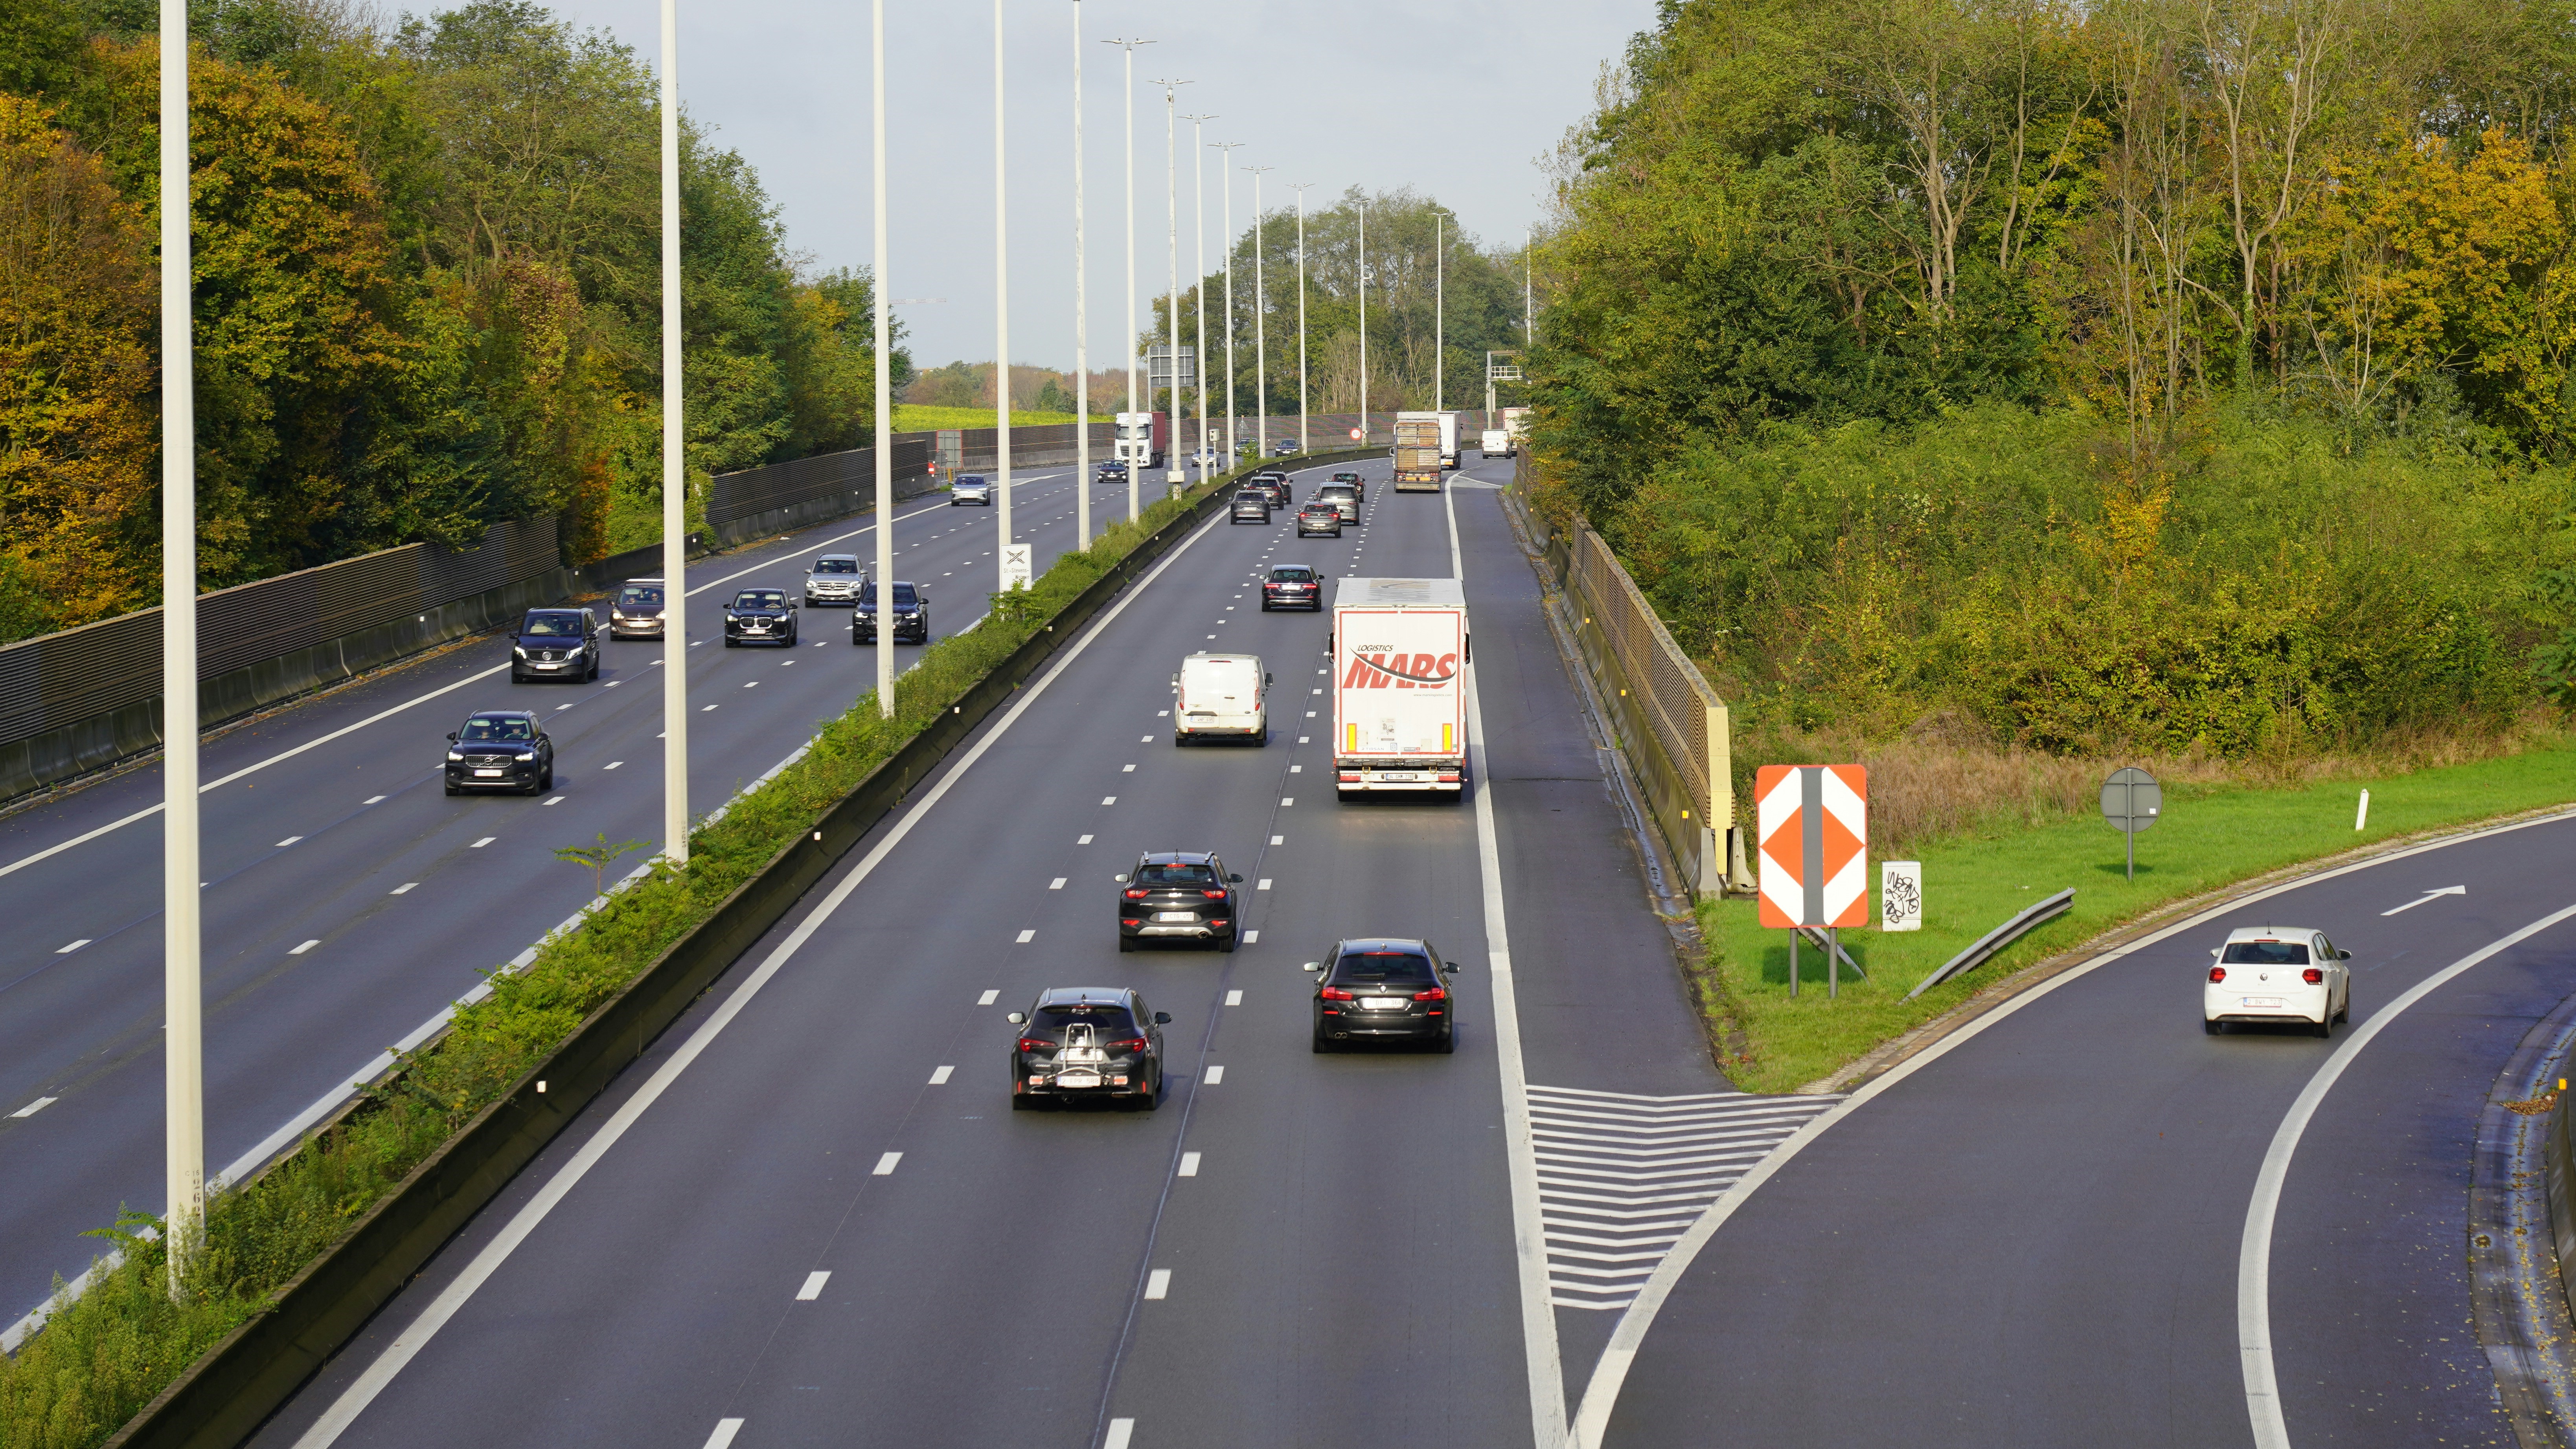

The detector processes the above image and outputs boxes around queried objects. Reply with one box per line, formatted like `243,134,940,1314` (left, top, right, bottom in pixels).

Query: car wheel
1435,1027,1455,1054
1011,1092,1035,1110
540,765,554,791
509,669,524,683
1117,934,1135,953
2315,1015,2333,1039
1312,1030,1333,1054
2204,1018,2221,1035
2337,989,2351,1024
443,781,459,796
1256,724,1270,746
724,637,736,648
1219,933,1237,954
586,655,599,681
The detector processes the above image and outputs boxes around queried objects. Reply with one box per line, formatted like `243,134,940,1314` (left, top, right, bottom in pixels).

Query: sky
540,0,1651,372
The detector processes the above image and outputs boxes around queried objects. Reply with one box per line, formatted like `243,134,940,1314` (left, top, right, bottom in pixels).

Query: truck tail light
1339,771,1360,782
2302,968,2323,985
1438,771,1461,783
2208,966,2226,983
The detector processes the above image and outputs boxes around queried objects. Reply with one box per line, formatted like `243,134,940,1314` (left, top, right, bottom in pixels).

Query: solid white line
1564,804,2576,1448
796,1271,829,1301
1144,1269,1171,1300
929,1065,953,1085
1203,1065,1224,1085
702,1420,743,1449
9,1098,54,1118
2238,899,2576,1449
1449,479,1568,1449
1177,1151,1201,1177
287,501,1236,1449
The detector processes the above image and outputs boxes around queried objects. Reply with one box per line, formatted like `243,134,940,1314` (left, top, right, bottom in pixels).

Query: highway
239,454,1750,1449
0,466,1166,1325
1595,808,2576,1447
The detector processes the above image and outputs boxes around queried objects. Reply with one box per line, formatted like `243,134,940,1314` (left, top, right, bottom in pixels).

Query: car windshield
1031,1004,1137,1038
2222,940,2311,965
811,558,859,575
1332,951,1436,985
1332,473,1361,482
1135,861,1216,886
458,716,535,742
520,612,583,636
1270,567,1314,582
957,475,987,487
858,583,919,606
615,586,662,608
732,590,785,609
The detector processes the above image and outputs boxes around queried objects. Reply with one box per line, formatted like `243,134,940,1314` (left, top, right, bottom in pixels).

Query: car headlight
446,751,463,761
512,646,527,657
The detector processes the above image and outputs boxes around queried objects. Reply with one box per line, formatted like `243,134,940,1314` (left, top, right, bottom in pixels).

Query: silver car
608,578,666,639
951,474,993,505
804,553,865,606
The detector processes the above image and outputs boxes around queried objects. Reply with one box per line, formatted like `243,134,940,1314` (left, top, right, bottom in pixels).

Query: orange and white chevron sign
1756,764,1868,929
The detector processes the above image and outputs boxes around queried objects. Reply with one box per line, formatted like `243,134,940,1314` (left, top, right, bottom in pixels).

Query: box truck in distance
1115,411,1168,470
1393,413,1444,492
1332,577,1467,798
1480,428,1512,457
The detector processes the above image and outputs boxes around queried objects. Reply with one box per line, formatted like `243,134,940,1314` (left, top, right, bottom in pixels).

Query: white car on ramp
2205,926,2350,1037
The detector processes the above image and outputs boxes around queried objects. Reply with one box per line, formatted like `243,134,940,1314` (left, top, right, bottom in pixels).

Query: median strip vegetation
0,469,1258,1448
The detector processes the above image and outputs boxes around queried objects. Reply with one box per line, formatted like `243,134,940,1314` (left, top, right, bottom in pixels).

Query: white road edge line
1449,479,1569,1449
2237,899,2576,1449
1563,802,2576,1448
285,500,1234,1449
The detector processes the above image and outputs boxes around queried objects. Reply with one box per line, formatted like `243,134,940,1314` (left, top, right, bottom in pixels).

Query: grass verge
1700,743,2576,1093
0,477,1230,1449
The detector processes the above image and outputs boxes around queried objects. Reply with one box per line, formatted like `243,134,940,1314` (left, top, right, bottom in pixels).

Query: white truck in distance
1480,428,1512,457
1331,578,1467,798
1173,652,1270,746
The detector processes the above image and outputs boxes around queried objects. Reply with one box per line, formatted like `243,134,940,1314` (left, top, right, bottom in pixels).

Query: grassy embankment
0,474,1235,1449
890,405,1098,430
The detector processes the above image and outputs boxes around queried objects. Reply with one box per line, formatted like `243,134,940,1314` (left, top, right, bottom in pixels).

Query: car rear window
2221,940,2311,965
615,586,662,608
1032,1004,1136,1036
1136,862,1217,886
1332,951,1436,985
521,612,583,636
1270,567,1314,582
1319,485,1355,497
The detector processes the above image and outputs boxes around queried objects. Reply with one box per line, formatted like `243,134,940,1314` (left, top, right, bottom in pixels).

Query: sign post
1756,764,1868,998
1000,543,1032,592
2100,766,2161,883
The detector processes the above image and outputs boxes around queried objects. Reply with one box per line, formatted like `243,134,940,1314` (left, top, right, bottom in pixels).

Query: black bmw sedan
1116,851,1243,951
443,711,554,795
853,580,929,644
1306,938,1459,1052
723,588,798,647
1261,564,1322,610
1007,987,1172,1109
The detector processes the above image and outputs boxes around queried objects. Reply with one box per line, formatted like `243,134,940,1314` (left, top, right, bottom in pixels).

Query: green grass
892,405,1100,430
0,468,1249,1449
1702,743,2576,1092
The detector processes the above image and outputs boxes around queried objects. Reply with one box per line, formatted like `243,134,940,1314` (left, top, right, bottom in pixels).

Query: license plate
1155,911,1196,922
1381,773,1422,782
2241,997,2284,1008
473,769,504,778
1056,1071,1102,1089
1362,997,1406,1010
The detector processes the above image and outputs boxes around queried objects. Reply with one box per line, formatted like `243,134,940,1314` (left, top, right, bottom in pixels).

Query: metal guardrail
1905,888,2076,999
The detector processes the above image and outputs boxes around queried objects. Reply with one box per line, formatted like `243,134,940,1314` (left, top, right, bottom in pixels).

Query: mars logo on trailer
1342,650,1458,689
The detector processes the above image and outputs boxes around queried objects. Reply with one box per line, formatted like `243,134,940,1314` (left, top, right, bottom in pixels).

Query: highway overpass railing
1502,454,1737,899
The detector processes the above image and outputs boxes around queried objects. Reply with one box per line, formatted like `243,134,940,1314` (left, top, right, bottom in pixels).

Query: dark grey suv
1006,987,1173,1109
1306,938,1459,1051
511,608,598,683
443,710,554,795
1115,851,1243,951
1229,489,1272,524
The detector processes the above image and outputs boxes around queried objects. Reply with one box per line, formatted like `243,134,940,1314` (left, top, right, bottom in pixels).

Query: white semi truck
1331,577,1468,799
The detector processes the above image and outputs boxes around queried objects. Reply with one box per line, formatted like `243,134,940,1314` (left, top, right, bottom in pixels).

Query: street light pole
1434,209,1443,414
1149,78,1189,498
1103,37,1151,522
1182,113,1215,488
872,0,892,718
993,0,1012,592
1357,198,1368,442
1212,140,1242,479
1071,2,1087,548
1291,182,1312,454
158,0,203,1297
659,0,692,848
1247,165,1271,456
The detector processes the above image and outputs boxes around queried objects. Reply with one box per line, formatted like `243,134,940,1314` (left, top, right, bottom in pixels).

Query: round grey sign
2101,766,2162,834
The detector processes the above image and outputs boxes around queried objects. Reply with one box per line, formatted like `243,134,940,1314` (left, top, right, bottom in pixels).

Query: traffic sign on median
1000,544,1032,591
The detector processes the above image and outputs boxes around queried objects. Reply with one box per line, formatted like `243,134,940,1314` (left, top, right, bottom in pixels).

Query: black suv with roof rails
1115,850,1243,951
1305,937,1460,1052
1262,564,1322,610
1006,986,1173,1109
723,588,798,646
443,710,554,795
511,608,599,682
853,580,929,643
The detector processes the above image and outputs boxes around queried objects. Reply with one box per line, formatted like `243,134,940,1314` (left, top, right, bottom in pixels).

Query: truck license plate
1382,772,1421,782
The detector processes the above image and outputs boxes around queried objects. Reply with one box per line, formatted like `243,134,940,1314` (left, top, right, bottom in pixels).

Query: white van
1173,653,1270,746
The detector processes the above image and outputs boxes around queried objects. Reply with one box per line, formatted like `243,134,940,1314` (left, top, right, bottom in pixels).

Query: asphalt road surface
245,453,1734,1449
0,467,1177,1324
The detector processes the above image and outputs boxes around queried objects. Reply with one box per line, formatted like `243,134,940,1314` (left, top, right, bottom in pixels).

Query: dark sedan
511,608,598,683
1116,851,1243,951
443,710,554,796
723,588,798,647
853,580,929,644
1229,489,1272,524
1296,500,1343,537
1307,938,1459,1052
1096,459,1130,483
1261,564,1323,610
1007,987,1172,1109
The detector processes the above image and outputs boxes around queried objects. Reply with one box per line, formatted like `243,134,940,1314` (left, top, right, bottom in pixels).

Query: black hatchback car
1296,500,1343,537
1096,459,1130,483
1229,489,1272,524
1116,851,1243,951
853,580,929,644
1007,988,1173,1109
443,710,554,795
1262,564,1323,610
723,588,798,647
511,608,599,683
1307,938,1459,1051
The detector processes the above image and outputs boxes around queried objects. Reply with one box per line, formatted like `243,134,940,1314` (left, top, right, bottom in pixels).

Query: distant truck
1501,406,1530,449
1436,411,1462,467
1115,411,1168,470
1331,577,1467,799
1479,428,1512,457
1392,412,1445,492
